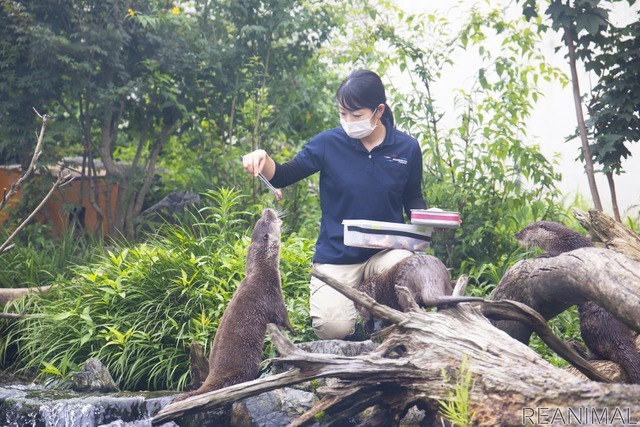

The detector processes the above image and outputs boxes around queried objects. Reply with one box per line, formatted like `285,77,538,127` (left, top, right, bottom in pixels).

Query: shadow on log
153,251,640,426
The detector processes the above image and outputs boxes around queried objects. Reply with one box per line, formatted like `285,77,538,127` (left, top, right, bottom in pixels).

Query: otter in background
515,220,640,384
174,208,295,401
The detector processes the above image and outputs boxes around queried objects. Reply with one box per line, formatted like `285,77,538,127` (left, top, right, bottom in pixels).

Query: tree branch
0,172,75,254
0,111,49,212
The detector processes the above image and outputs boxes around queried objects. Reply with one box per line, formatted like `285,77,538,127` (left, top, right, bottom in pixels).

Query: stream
0,382,180,427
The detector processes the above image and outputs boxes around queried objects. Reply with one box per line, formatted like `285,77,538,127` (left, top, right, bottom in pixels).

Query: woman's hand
241,149,275,179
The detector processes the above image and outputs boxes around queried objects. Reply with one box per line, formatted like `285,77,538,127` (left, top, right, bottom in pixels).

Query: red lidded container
410,209,461,229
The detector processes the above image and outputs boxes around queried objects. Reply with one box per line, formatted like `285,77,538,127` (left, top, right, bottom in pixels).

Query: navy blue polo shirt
270,118,426,264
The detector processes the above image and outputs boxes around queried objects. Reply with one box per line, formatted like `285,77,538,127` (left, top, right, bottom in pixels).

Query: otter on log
173,208,296,401
354,254,454,334
515,220,640,384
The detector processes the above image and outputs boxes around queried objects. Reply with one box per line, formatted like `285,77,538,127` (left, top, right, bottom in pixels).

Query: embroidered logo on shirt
384,154,408,165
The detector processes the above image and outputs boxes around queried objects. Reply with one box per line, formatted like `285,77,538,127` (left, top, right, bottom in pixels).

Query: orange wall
0,168,119,237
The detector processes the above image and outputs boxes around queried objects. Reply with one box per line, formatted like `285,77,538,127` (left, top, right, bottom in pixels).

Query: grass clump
2,188,315,391
439,356,476,426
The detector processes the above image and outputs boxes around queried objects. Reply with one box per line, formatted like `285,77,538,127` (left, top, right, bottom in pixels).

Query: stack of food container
342,208,461,251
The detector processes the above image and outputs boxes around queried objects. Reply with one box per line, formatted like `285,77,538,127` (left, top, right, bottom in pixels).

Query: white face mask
340,109,379,139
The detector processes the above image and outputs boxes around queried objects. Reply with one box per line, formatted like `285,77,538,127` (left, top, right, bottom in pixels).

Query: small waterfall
0,384,179,427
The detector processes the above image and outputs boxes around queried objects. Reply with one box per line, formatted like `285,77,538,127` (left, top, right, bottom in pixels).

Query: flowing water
0,383,179,427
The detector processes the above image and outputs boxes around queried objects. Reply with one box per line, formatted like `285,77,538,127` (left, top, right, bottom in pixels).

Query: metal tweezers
256,172,278,195
241,156,282,200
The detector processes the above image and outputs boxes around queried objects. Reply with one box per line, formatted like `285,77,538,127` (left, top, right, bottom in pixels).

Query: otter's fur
354,254,453,334
174,208,295,401
515,220,593,256
516,220,640,384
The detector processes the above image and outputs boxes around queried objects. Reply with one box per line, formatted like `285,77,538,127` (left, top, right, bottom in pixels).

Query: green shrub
3,188,314,391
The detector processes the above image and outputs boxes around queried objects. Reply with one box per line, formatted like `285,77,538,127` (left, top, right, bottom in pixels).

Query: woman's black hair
336,69,394,127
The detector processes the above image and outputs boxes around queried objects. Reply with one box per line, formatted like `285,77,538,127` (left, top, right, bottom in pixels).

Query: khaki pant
309,249,413,340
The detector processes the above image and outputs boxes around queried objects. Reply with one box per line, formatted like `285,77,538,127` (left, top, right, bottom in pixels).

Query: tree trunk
153,248,640,426
563,25,603,212
605,171,621,222
573,208,640,263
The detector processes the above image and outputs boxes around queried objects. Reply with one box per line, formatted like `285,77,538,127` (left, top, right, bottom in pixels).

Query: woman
242,69,426,339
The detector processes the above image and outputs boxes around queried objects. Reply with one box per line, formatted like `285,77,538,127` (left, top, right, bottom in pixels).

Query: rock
226,340,375,426
400,405,429,426
231,388,318,427
72,358,119,393
289,340,427,426
174,406,230,427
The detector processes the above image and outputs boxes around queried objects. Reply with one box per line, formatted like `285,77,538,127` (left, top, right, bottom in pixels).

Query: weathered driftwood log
153,260,640,426
491,248,640,344
574,207,640,263
0,286,51,308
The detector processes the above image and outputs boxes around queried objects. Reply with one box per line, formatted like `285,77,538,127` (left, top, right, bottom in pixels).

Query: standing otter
516,220,640,383
354,254,453,334
174,208,296,401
